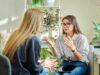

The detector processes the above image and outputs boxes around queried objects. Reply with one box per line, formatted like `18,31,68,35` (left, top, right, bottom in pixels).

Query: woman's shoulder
28,35,40,44
75,34,88,41
56,35,64,41
30,36,39,41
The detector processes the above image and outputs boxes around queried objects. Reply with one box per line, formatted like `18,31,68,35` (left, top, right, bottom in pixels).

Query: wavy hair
2,8,43,62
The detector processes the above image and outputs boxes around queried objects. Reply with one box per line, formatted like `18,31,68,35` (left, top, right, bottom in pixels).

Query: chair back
88,45,94,75
0,55,11,75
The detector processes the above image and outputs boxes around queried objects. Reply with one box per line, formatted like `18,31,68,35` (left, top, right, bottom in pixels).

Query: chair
58,45,94,75
0,55,11,75
88,45,94,75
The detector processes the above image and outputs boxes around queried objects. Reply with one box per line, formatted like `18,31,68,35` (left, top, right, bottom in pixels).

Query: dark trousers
54,60,89,75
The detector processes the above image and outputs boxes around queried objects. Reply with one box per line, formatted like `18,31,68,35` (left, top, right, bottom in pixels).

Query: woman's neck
66,32,74,38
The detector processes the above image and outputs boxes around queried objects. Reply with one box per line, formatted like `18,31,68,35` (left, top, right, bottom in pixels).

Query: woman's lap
54,61,88,75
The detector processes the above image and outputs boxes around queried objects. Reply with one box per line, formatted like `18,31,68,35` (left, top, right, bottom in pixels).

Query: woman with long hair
2,8,55,75
44,15,89,75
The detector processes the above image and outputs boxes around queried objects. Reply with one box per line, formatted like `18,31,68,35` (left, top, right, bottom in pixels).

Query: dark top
11,36,43,75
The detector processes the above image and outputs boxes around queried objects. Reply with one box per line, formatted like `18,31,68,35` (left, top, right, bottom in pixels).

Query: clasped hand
64,36,76,51
42,58,58,71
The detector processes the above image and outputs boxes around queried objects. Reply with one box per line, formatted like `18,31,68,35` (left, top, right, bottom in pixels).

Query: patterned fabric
55,34,89,63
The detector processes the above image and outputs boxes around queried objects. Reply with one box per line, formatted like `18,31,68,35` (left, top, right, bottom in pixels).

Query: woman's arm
27,36,56,72
44,37,59,57
64,36,82,61
26,36,43,73
64,35,89,61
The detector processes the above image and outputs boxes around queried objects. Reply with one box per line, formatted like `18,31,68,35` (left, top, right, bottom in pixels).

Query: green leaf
91,21,100,44
40,48,53,59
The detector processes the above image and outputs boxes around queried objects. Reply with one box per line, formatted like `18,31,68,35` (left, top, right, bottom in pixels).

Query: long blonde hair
2,8,43,62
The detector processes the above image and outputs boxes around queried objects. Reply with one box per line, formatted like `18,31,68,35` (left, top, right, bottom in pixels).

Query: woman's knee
71,66,88,75
53,70,60,75
63,73,70,75
53,72,60,75
40,68,50,75
43,68,50,73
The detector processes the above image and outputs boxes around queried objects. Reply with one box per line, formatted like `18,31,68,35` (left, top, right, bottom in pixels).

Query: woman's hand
64,36,82,60
42,58,57,70
43,36,59,57
43,36,54,47
64,36,76,51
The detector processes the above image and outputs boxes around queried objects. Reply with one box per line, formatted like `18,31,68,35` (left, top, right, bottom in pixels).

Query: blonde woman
2,9,55,75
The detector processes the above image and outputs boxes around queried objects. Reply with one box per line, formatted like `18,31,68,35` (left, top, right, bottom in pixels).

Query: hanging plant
43,7,59,29
32,0,43,7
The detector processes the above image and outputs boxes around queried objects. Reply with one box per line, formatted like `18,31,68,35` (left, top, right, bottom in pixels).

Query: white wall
0,0,100,43
0,0,25,33
60,0,100,43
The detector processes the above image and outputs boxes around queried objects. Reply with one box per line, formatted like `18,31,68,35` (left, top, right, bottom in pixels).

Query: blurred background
0,0,100,75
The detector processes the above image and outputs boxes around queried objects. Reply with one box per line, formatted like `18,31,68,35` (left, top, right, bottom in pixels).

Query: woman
44,15,89,75
2,9,55,75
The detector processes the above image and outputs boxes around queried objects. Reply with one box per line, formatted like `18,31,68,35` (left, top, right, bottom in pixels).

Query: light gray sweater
55,34,89,63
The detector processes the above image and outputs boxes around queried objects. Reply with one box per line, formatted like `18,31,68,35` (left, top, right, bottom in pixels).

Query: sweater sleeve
26,36,43,74
77,35,89,62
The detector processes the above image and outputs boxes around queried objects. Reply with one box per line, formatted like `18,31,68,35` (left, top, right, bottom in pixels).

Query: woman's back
11,36,43,75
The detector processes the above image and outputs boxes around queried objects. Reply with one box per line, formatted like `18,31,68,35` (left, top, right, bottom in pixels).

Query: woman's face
62,19,74,34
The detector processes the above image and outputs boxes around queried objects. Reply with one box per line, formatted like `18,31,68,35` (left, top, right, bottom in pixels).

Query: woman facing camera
44,15,89,75
2,9,56,75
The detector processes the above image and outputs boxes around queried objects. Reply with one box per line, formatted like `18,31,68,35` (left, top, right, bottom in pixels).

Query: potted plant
91,22,100,48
